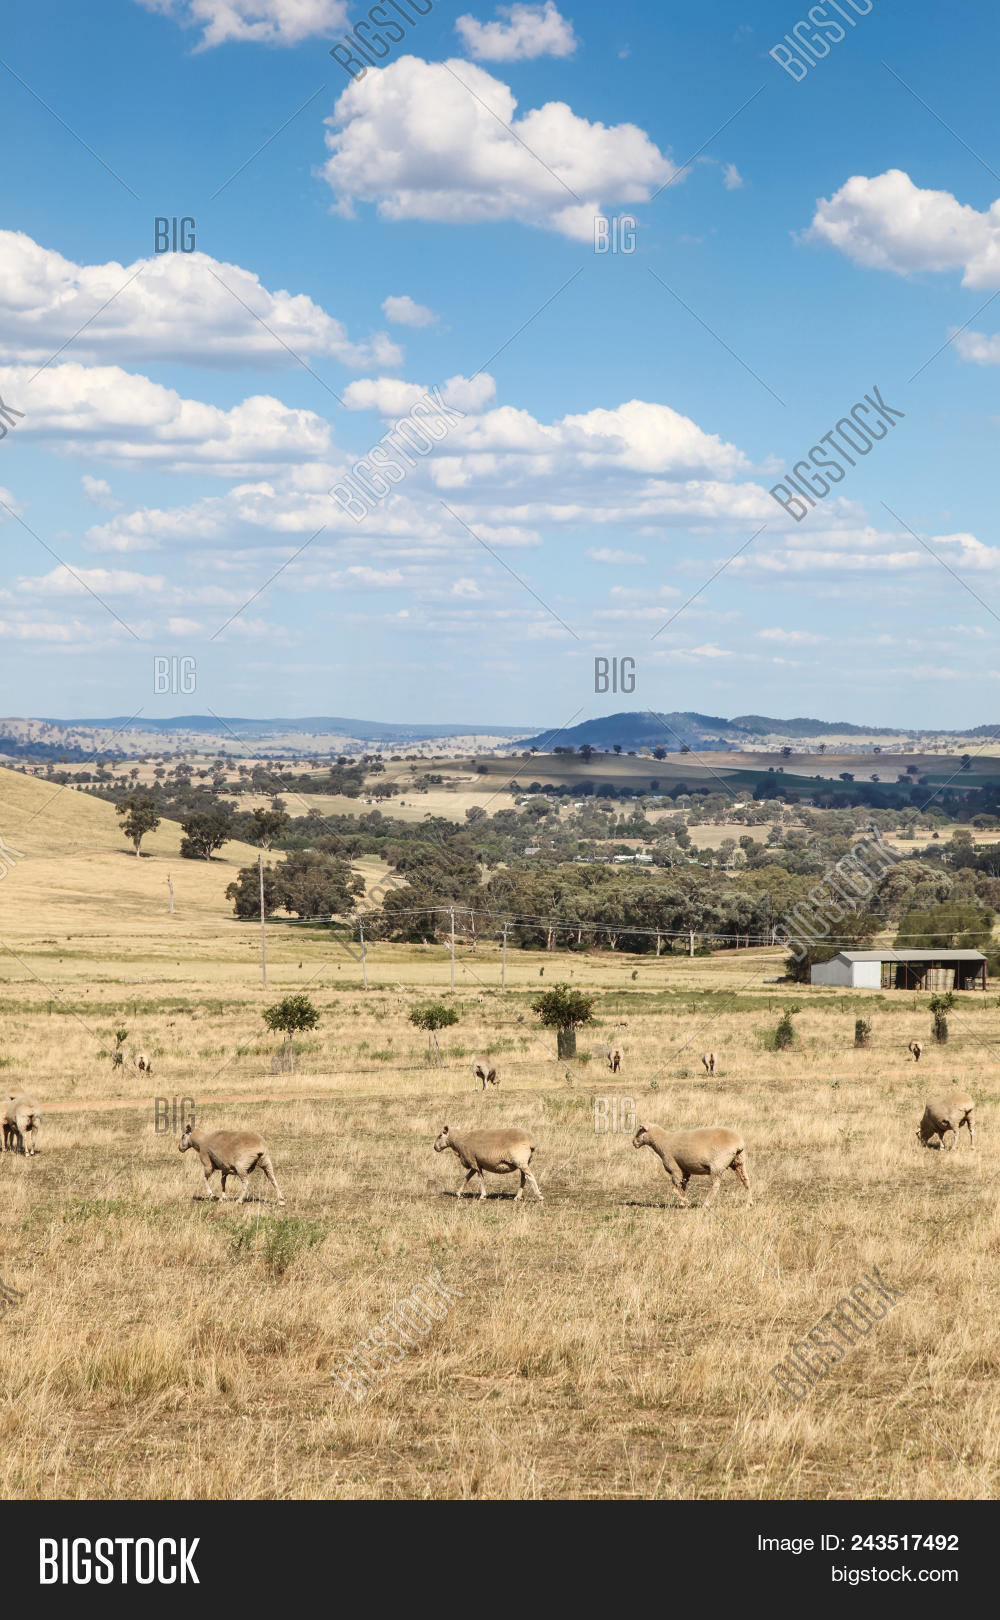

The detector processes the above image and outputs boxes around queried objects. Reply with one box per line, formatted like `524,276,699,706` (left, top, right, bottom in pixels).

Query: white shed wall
851,961,882,989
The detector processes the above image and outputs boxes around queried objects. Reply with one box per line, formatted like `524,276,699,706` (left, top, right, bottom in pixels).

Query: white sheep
632,1122,752,1207
917,1093,975,1151
608,1047,622,1074
701,1051,716,1076
136,1051,152,1074
178,1120,285,1203
909,1040,922,1062
0,1092,18,1153
433,1124,542,1201
472,1058,500,1091
1,1093,42,1156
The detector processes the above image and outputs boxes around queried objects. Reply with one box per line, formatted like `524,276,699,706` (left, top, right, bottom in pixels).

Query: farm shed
811,949,987,991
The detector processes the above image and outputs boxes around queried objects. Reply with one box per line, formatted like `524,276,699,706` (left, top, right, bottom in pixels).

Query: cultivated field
1,772,998,1500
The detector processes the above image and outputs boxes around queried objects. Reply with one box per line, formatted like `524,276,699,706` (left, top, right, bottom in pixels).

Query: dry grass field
1,771,999,1500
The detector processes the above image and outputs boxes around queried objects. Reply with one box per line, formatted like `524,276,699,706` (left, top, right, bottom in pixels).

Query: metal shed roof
836,949,986,963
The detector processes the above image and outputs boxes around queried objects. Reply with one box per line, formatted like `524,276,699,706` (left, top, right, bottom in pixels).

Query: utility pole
167,873,174,915
258,851,267,988
501,920,508,992
449,906,455,992
359,918,368,990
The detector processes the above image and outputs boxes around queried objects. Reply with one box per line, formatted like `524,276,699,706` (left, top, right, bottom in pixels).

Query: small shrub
929,992,954,1044
774,1009,798,1050
854,1017,872,1048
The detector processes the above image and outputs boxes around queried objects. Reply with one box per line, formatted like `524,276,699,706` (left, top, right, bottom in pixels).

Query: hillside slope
0,765,259,942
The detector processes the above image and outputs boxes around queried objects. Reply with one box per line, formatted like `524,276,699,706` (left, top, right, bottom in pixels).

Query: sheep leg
220,1171,230,1198
703,1174,721,1207
457,1168,478,1199
731,1157,753,1205
477,1168,488,1200
259,1154,285,1203
521,1168,543,1201
201,1170,219,1200
965,1113,975,1149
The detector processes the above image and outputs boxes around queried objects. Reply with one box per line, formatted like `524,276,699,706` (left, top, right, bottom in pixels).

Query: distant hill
43,715,532,742
517,711,922,751
519,712,737,752
728,714,898,738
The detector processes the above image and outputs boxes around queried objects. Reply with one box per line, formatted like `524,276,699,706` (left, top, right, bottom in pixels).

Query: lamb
909,1040,922,1062
178,1120,285,1203
701,1051,716,1076
917,1093,975,1151
632,1122,752,1207
1,1093,42,1156
472,1058,500,1091
608,1047,622,1074
433,1124,542,1201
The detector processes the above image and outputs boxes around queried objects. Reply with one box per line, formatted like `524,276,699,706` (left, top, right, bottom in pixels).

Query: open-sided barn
810,949,987,991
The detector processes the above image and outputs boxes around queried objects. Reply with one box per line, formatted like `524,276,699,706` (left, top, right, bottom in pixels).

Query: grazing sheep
917,1093,975,1151
0,1093,18,1153
1,1093,42,1156
909,1040,922,1062
433,1124,542,1201
178,1120,285,1203
701,1051,716,1076
608,1047,622,1074
614,1020,628,1030
472,1058,500,1091
136,1051,152,1074
632,1122,752,1207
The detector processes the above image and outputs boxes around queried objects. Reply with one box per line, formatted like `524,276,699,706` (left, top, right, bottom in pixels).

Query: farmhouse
811,949,987,991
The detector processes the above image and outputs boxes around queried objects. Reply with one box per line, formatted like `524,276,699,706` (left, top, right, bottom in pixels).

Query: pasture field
2,892,999,1498
2,767,998,1500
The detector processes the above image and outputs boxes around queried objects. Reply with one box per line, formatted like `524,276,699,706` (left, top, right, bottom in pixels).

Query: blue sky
2,0,1000,729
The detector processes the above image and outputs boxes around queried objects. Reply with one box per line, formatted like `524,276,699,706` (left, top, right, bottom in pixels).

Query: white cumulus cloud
807,170,1000,287
0,232,401,369
382,294,439,327
134,0,348,49
0,362,332,475
455,2,577,61
320,57,678,240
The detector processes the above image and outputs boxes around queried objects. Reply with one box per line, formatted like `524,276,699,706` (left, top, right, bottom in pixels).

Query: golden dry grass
2,767,999,1500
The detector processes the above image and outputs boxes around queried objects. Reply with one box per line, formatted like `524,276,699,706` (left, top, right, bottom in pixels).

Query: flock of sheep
0,1030,977,1207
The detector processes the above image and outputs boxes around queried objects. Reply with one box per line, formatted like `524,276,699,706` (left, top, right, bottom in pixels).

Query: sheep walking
0,1093,16,1153
178,1121,285,1203
917,1093,975,1151
433,1125,542,1201
701,1051,716,1076
608,1047,622,1074
632,1122,752,1207
136,1051,152,1075
909,1040,922,1063
472,1058,500,1092
1,1093,42,1156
